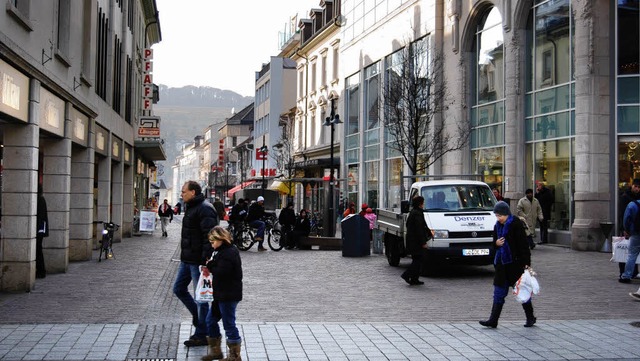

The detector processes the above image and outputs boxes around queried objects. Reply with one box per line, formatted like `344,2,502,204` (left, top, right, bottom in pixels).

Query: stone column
0,80,39,291
40,113,72,273
111,159,124,242
571,0,612,251
69,120,95,261
122,164,134,237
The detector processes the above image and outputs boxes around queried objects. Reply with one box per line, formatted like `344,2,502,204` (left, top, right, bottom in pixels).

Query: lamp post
259,145,268,197
323,98,342,237
225,162,230,204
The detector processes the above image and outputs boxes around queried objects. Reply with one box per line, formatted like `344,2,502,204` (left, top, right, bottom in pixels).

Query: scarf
494,215,514,265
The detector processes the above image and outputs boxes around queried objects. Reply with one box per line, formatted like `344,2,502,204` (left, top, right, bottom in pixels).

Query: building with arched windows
337,0,632,250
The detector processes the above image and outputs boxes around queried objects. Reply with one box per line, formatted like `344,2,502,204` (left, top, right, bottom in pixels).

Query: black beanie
493,201,511,216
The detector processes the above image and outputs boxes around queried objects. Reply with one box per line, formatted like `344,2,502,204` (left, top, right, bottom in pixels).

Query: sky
153,0,320,97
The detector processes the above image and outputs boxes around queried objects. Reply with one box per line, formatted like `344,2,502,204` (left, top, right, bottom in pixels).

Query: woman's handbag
513,268,540,303
195,265,213,303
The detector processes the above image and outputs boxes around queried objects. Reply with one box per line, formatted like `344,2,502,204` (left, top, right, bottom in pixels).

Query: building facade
335,0,633,250
0,0,164,291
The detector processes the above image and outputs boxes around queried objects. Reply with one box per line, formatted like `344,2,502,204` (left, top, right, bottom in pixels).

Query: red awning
227,181,256,197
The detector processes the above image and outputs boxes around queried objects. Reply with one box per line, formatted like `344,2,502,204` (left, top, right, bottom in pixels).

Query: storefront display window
386,157,403,209
526,0,575,233
618,3,640,226
525,139,574,231
364,161,379,209
472,148,503,192
347,164,358,204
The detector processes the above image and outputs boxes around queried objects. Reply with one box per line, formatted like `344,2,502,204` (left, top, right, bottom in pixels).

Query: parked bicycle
94,221,119,262
227,215,282,251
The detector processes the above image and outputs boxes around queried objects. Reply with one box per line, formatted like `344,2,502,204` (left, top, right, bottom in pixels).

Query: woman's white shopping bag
195,265,213,303
612,237,640,264
513,268,540,303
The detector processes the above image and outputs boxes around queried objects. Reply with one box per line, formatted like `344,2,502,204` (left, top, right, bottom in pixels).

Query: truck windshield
421,185,496,212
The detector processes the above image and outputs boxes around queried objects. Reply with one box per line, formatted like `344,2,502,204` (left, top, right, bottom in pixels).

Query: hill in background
154,85,253,190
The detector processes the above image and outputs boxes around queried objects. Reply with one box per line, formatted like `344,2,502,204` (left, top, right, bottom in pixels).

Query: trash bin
340,214,371,257
372,229,383,254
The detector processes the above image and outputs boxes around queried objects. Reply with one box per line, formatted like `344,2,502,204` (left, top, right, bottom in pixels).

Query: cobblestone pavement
0,218,639,360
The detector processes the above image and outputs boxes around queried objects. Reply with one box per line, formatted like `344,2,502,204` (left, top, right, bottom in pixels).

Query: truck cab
378,179,498,273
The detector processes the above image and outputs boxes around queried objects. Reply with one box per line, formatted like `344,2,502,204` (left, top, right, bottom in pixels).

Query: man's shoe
184,336,208,347
619,277,631,284
630,292,640,301
258,247,267,251
410,279,424,285
401,274,412,285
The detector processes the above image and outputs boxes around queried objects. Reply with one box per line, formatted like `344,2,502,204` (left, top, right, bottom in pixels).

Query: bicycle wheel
268,229,283,251
236,228,254,251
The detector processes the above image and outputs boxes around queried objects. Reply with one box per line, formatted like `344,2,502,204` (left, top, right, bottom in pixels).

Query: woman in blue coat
479,201,535,328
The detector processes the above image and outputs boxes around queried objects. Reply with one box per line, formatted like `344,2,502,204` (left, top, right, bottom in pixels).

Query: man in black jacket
36,185,49,279
246,196,267,251
279,202,296,249
173,181,218,347
535,181,554,244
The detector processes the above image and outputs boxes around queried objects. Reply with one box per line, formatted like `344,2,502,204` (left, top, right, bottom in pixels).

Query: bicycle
94,221,119,262
227,222,254,251
264,215,283,251
227,217,283,252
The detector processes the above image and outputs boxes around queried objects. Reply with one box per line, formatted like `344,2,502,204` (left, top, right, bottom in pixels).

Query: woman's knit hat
493,201,511,216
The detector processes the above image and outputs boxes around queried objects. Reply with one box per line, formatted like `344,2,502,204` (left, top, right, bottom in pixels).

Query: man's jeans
173,262,208,338
249,220,265,241
206,300,241,344
622,234,640,280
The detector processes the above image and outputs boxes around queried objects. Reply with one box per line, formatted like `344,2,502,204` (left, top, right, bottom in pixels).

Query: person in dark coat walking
479,201,535,328
173,181,218,347
36,185,49,279
535,181,554,243
278,202,296,249
202,226,243,361
401,196,432,286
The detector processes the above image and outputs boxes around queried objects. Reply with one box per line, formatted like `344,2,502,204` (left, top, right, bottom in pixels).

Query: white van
377,179,498,273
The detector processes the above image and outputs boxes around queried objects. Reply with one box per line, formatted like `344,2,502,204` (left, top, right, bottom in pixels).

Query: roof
227,103,254,125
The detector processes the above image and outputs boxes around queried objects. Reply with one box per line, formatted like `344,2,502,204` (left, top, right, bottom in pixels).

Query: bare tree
382,35,469,182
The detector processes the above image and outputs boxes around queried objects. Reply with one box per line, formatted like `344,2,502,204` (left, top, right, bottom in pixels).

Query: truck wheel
385,234,401,267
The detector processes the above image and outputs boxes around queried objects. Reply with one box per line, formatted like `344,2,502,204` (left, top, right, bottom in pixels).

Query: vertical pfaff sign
143,48,153,112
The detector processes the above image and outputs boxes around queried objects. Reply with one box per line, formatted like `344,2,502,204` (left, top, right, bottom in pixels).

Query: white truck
377,179,498,273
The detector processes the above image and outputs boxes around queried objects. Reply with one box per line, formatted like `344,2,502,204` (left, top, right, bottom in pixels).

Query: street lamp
259,144,268,197
323,98,342,237
225,162,231,204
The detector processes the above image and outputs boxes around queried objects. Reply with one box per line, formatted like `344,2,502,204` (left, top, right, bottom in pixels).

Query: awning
227,181,256,197
134,139,167,161
269,180,296,196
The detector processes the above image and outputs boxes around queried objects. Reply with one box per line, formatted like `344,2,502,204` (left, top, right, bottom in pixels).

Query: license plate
462,248,490,256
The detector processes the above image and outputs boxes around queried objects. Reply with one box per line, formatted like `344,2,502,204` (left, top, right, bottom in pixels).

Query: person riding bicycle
279,202,296,249
246,196,267,251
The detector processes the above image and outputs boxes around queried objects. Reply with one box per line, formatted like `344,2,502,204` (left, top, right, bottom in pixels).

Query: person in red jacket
158,199,173,237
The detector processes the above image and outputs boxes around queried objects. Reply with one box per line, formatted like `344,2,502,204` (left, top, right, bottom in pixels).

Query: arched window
471,7,505,193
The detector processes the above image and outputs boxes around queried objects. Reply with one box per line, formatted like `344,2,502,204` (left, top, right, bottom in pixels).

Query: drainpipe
296,48,309,152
